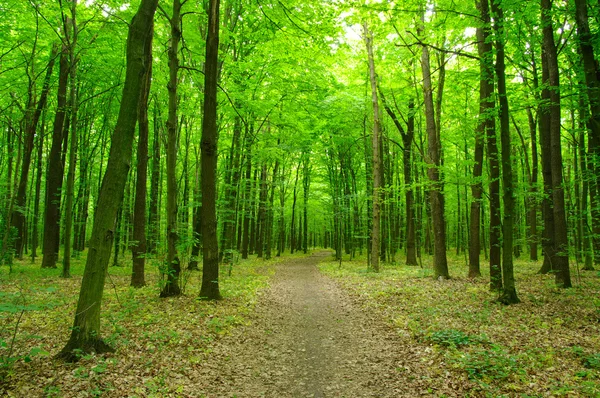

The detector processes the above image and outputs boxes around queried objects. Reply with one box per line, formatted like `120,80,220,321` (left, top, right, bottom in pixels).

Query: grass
0,250,276,397
319,252,600,397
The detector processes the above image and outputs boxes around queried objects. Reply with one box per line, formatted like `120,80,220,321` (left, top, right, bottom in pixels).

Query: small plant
425,329,484,348
458,345,521,382
582,353,600,369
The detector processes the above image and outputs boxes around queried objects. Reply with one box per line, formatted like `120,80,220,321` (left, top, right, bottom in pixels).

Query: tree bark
147,101,161,254
574,0,600,265
470,0,493,278
57,0,158,360
419,16,449,279
220,115,242,261
41,42,70,269
492,0,519,304
241,130,253,259
161,0,183,298
131,22,153,288
364,22,382,273
199,0,222,300
11,45,57,259
541,0,571,288
62,7,79,279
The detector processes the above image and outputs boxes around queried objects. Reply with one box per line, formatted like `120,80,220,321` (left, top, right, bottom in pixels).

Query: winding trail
193,251,432,397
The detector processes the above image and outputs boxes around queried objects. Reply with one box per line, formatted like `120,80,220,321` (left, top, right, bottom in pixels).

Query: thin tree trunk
290,162,300,253
131,23,153,287
364,22,382,273
161,0,183,298
220,115,242,262
469,1,492,277
62,7,79,279
31,115,45,262
492,0,519,304
419,15,449,279
256,163,268,258
241,130,252,259
148,101,161,254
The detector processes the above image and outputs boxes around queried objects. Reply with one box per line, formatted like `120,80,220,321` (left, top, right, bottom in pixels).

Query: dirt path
191,251,432,397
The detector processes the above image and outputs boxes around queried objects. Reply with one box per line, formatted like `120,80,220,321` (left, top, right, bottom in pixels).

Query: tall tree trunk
131,24,153,287
378,88,417,265
492,0,520,304
527,101,539,261
11,45,57,259
161,0,183,298
469,0,493,278
265,157,279,260
579,104,594,270
364,22,382,272
31,116,45,262
538,45,556,275
148,101,161,254
256,163,268,258
302,153,310,254
290,162,300,253
574,0,600,265
541,0,571,288
199,0,222,300
419,16,449,279
62,7,79,279
241,130,253,259
57,0,159,360
220,115,242,261
41,42,70,269
476,0,502,290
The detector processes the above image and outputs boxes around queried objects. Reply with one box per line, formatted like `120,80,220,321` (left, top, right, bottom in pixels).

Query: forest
1,0,600,396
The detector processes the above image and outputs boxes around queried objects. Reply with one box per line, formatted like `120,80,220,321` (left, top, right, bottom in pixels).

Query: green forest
1,0,600,396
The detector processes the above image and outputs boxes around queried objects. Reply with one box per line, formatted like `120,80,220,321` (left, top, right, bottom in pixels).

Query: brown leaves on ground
0,254,274,397
320,254,600,397
1,251,599,397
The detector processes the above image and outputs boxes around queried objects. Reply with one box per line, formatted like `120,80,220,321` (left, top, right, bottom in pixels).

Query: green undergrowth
320,253,600,397
0,251,278,397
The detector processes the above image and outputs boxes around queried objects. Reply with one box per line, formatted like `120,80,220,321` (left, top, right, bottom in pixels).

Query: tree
492,0,519,304
61,1,79,279
160,0,183,298
131,11,154,288
541,0,571,288
419,12,449,280
57,0,159,360
363,22,382,273
199,0,222,300
41,39,69,269
10,44,57,260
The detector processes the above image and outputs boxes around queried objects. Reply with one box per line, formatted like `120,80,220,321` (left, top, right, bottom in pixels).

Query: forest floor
1,250,599,397
190,250,454,397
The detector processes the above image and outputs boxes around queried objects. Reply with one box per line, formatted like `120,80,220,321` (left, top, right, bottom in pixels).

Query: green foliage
457,345,522,382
